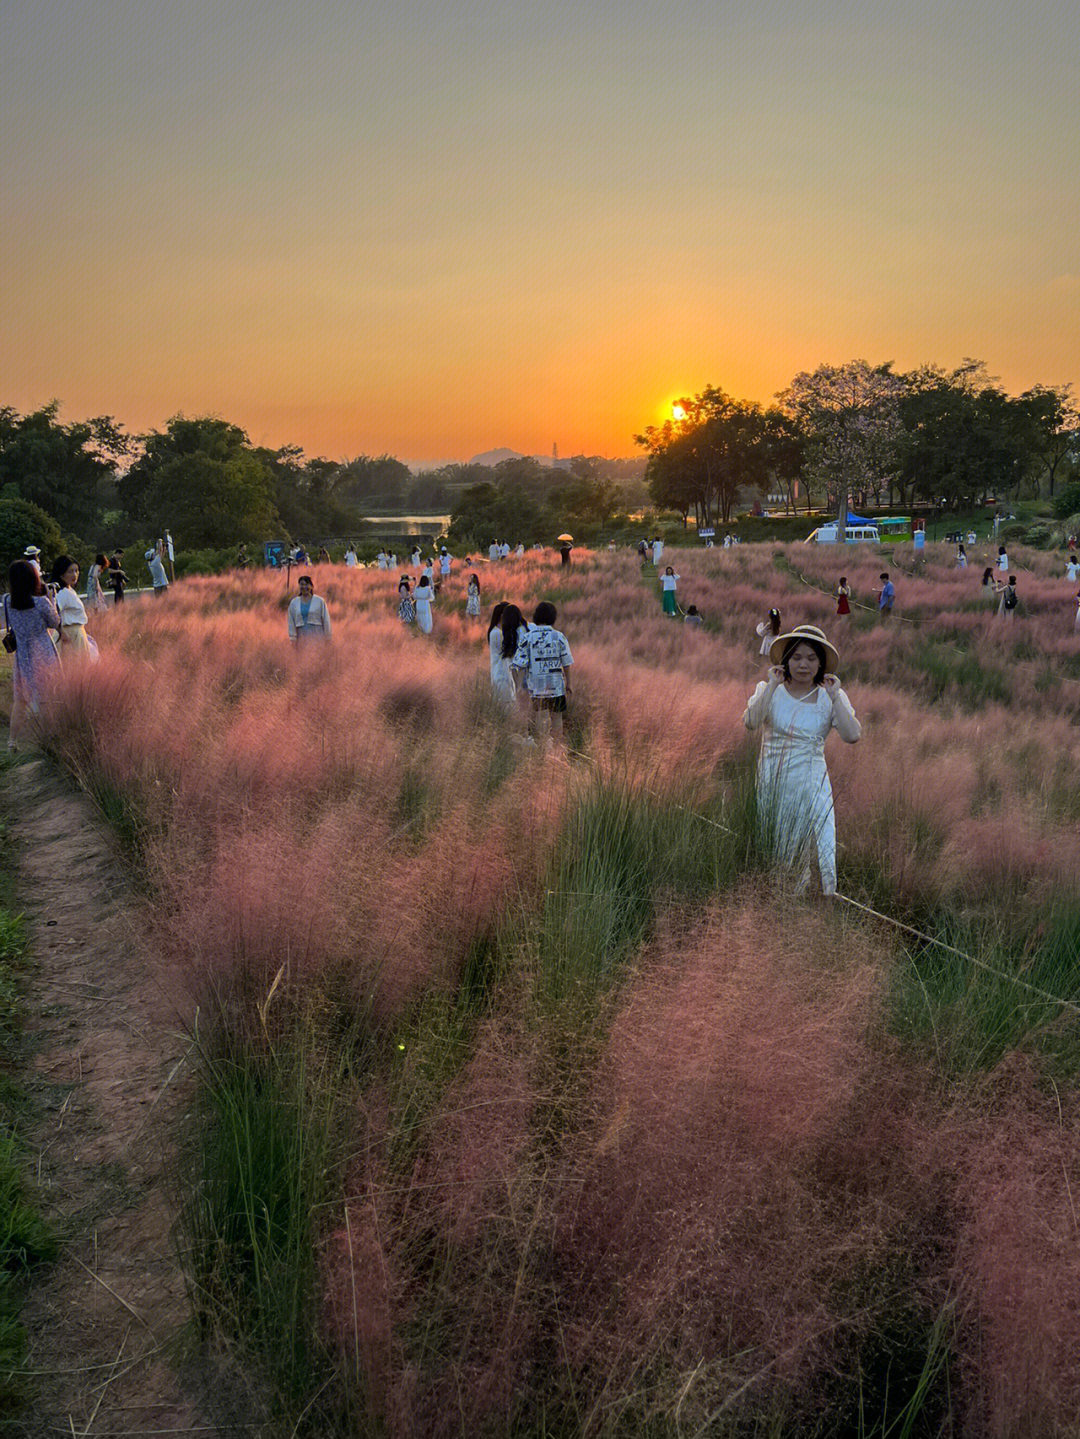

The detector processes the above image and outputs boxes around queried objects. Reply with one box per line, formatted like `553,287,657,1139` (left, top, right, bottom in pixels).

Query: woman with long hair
4,559,61,750
835,580,851,617
86,553,109,611
660,566,681,615
466,573,482,620
754,608,782,655
489,602,527,710
50,555,94,662
414,575,436,635
742,624,861,896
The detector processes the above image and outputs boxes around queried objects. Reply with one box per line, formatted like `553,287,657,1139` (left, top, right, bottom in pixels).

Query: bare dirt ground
3,754,247,1435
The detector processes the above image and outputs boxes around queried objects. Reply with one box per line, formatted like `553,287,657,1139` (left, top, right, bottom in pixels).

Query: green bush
0,497,64,575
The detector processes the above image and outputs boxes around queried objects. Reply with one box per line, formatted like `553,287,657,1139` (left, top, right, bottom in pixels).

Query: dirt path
3,755,233,1435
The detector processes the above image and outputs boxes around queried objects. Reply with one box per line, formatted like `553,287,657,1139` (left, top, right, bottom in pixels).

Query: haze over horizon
3,0,1078,463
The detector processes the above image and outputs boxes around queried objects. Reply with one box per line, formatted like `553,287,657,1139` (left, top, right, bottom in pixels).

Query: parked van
807,522,881,544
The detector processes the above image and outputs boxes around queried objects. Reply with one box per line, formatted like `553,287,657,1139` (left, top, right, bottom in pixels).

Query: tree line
636,361,1078,528
0,404,650,568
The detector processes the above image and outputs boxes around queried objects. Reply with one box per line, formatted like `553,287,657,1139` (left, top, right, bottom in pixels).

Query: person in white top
512,601,573,741
652,535,664,565
410,546,422,567
414,575,436,634
376,549,388,570
499,541,510,560
439,547,453,578
50,555,96,662
660,566,681,615
997,546,1009,572
488,541,500,562
514,543,524,557
1066,559,1079,582
146,548,169,595
754,609,782,656
344,545,358,567
742,624,861,896
23,545,42,576
488,601,528,711
287,575,332,642
420,558,434,587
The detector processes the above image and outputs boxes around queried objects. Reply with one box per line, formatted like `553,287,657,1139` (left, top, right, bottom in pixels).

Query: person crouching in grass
512,601,573,743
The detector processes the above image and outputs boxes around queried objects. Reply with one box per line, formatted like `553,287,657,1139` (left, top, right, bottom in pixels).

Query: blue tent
846,511,874,525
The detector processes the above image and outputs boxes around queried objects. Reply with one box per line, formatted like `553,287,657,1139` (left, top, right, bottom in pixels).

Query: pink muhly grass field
27,544,1080,1430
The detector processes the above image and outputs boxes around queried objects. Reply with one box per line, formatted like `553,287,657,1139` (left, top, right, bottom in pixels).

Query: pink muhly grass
554,896,914,1405
941,1066,1080,1436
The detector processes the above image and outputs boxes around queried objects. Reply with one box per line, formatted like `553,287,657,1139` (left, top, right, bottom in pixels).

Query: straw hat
769,623,839,671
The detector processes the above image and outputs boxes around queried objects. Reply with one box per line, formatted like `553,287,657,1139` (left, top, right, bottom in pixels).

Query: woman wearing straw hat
742,623,861,896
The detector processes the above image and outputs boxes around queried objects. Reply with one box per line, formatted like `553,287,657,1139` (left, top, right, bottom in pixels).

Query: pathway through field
4,755,230,1434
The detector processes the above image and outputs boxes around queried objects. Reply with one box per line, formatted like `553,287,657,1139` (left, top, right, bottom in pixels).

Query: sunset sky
3,0,1078,464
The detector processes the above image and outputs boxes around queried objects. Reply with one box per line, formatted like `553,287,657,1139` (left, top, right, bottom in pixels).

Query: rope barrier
564,750,1080,1021
833,893,1080,1017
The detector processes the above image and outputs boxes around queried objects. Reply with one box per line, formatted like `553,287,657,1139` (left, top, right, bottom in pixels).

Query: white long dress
742,681,861,894
415,587,435,634
489,623,528,708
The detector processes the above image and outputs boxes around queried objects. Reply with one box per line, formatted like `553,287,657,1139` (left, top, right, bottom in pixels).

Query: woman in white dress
742,624,861,896
754,608,781,656
414,576,436,634
487,602,527,710
465,574,481,619
997,546,1009,572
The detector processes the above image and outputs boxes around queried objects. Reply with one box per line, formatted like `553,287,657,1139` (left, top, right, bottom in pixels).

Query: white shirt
148,554,169,587
499,543,510,559
661,573,680,591
414,584,435,608
345,550,358,566
511,624,573,697
998,553,1009,571
56,587,88,625
439,553,452,574
489,544,499,561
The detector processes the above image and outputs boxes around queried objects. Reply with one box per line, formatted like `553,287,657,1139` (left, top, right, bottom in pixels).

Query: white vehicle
807,522,881,544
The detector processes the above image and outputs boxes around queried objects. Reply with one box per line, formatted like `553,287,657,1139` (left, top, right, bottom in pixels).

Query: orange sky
3,1,1078,464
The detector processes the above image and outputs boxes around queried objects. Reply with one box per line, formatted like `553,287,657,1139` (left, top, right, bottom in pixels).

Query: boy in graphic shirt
512,601,574,741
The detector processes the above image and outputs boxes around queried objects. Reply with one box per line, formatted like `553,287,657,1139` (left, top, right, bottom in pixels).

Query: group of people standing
3,553,100,750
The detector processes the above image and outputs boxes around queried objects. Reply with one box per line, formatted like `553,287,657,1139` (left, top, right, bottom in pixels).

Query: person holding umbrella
557,533,574,567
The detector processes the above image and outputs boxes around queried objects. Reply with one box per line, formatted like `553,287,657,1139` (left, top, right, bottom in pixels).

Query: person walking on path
875,573,895,618
660,566,681,615
997,545,1009,573
4,559,61,751
50,556,95,663
512,601,574,742
465,574,481,619
957,543,968,569
397,576,416,625
414,575,436,634
835,579,851,617
755,608,782,655
287,575,332,643
742,623,861,897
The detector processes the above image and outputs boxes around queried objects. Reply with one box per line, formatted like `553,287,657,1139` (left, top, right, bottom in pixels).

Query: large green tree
0,402,132,537
637,386,768,526
777,361,906,516
120,416,281,546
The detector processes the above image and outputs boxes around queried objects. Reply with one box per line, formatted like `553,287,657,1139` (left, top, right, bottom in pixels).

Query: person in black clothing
108,551,129,604
559,542,573,567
